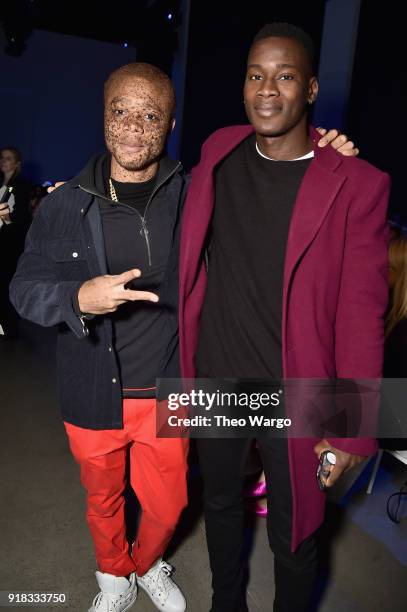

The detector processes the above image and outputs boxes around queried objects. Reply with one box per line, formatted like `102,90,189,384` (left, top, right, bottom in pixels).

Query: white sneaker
89,571,137,612
137,559,186,611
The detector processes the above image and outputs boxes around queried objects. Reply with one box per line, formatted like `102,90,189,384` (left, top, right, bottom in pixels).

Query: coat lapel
284,147,345,288
82,198,108,276
282,139,346,369
179,125,254,298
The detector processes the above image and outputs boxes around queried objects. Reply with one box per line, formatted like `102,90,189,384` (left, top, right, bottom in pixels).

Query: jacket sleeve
328,171,391,456
9,201,88,339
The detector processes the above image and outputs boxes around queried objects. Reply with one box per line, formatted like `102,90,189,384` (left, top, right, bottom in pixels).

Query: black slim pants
196,436,318,612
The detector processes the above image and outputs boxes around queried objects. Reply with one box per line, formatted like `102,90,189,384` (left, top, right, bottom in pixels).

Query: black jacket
9,154,188,429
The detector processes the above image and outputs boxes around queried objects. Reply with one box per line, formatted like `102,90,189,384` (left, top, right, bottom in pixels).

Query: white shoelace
145,560,176,598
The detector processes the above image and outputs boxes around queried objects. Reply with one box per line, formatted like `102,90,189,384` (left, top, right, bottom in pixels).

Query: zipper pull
140,218,148,238
79,315,89,337
140,218,152,266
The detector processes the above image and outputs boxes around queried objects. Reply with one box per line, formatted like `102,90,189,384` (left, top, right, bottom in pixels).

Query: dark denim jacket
10,156,188,429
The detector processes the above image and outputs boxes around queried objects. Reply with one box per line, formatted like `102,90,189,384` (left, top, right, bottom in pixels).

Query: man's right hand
47,181,66,194
78,269,159,315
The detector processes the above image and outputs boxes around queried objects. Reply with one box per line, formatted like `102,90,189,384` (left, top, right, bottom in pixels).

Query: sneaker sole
88,589,138,612
138,582,186,611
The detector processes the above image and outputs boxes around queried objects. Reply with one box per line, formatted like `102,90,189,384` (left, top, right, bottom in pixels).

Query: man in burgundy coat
178,23,390,612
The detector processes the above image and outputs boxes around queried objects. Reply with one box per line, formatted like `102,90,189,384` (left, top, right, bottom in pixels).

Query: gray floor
1,322,406,612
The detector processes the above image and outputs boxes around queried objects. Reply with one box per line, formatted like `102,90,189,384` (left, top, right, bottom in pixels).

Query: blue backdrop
0,29,136,183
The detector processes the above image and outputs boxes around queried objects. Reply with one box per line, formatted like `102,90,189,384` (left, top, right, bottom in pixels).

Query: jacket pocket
47,239,86,262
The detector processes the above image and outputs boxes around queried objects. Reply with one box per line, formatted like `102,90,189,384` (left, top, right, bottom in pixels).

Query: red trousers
64,399,188,577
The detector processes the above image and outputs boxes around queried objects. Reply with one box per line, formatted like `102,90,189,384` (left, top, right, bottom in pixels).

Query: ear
308,76,319,105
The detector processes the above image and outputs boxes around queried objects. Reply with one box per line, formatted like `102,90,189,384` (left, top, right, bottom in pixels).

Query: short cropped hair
105,63,176,117
252,22,316,73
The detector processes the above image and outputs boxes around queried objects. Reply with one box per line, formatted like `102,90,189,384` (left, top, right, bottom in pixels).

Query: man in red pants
10,63,188,612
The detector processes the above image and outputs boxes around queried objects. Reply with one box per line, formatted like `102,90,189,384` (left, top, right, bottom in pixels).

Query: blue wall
0,29,136,183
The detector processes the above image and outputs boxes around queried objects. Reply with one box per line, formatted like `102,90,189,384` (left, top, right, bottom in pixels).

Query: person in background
381,228,407,449
28,184,49,217
386,228,407,364
0,146,32,340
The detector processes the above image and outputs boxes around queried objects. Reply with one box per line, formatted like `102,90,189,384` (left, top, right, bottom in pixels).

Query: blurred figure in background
0,146,32,340
28,184,49,217
382,228,407,449
386,228,407,365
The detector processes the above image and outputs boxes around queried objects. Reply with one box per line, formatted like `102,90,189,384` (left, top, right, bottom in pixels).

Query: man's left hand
314,438,365,488
316,127,359,157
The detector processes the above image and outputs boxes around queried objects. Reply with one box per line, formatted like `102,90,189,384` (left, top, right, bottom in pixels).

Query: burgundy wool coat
179,125,390,550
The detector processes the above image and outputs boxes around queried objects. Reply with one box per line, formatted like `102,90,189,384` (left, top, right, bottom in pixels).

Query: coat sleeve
328,171,391,456
9,201,88,339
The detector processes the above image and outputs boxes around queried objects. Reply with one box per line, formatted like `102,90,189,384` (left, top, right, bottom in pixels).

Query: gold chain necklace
109,178,119,203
